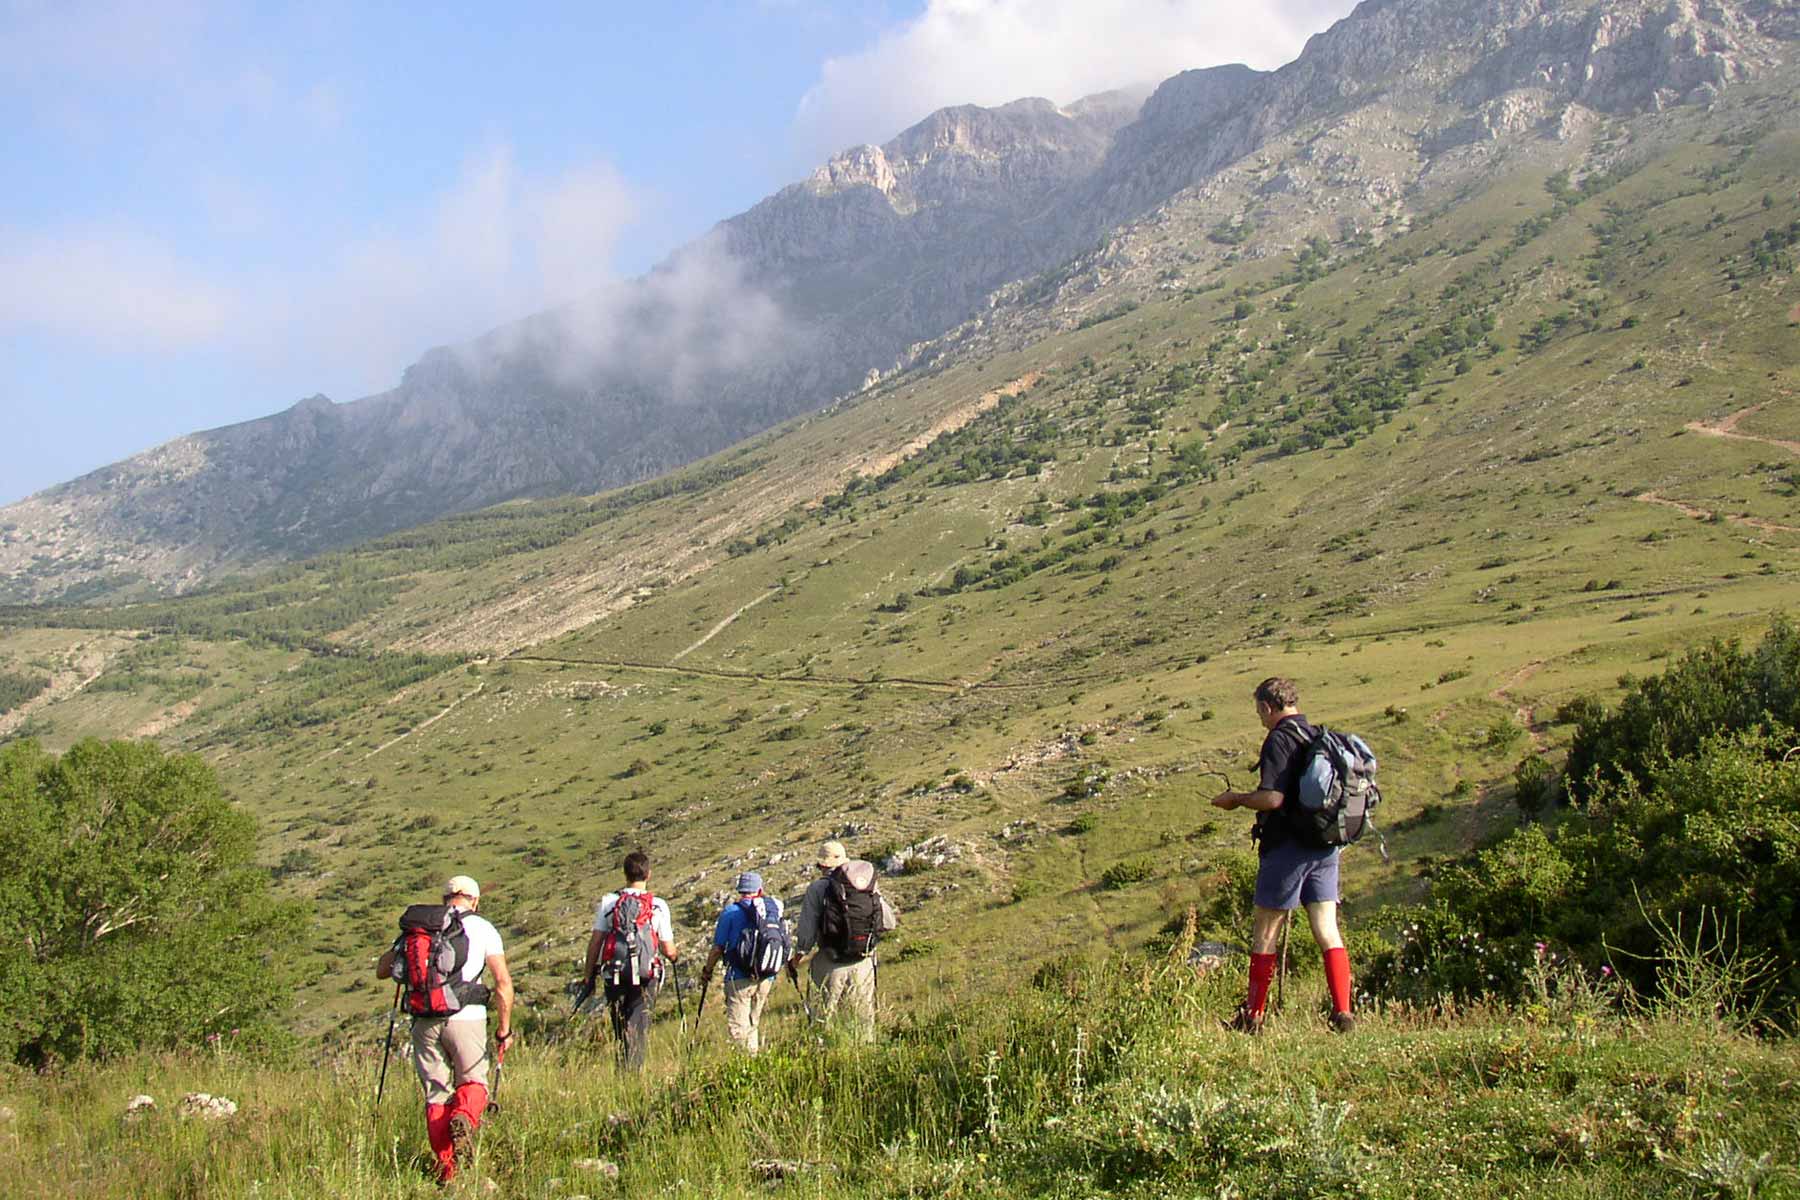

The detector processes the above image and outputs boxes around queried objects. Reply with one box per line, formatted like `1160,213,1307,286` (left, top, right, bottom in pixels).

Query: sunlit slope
1,111,1795,1035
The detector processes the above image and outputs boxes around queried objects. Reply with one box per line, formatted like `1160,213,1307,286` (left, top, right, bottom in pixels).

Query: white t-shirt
391,908,504,1023
593,888,674,944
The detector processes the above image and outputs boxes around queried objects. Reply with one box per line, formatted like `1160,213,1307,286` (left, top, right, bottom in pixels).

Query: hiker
1210,677,1355,1033
697,871,790,1054
581,850,679,1070
790,840,897,1042
375,874,514,1184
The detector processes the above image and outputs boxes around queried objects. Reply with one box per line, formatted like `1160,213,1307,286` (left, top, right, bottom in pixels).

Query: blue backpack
728,896,790,979
1294,728,1383,851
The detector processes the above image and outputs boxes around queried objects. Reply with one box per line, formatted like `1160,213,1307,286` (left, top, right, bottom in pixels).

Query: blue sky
1,0,1352,504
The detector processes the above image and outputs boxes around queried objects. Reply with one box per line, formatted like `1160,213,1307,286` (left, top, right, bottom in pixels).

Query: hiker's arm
659,934,680,963
792,885,820,958
581,929,605,987
699,944,723,983
878,895,898,932
487,953,514,1040
375,947,396,981
1210,788,1284,811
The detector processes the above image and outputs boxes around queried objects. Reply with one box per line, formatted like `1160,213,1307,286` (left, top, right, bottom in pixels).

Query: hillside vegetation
0,57,1795,1052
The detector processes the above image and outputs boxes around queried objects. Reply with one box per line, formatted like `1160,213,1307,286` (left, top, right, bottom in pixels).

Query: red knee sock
425,1102,455,1177
452,1082,488,1127
1246,952,1278,1016
1323,946,1352,1015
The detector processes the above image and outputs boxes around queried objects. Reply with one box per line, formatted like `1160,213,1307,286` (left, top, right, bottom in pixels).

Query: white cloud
0,227,236,349
256,146,647,395
791,0,1357,164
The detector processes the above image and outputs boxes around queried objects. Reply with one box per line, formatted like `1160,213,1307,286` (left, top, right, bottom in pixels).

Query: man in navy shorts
1210,677,1355,1034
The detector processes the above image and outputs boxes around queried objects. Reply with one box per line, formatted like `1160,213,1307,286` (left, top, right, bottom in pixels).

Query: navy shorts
1253,840,1340,910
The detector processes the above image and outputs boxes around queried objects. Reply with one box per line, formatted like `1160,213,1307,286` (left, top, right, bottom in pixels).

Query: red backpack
601,892,660,987
396,904,490,1016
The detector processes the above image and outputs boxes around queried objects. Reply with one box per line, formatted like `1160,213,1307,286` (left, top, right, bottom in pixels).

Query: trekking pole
694,973,711,1039
487,1034,510,1116
786,960,817,1022
374,981,401,1110
1275,912,1292,1014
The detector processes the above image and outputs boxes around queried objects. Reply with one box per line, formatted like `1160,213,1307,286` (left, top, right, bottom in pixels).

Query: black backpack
395,904,490,1017
820,866,882,961
1292,727,1383,850
727,896,791,979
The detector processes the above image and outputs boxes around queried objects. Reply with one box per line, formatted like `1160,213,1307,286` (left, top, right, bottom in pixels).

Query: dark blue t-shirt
1254,714,1316,850
713,895,784,981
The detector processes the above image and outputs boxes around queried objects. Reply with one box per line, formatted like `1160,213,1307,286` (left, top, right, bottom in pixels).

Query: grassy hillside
0,75,1796,1050
4,957,1796,1198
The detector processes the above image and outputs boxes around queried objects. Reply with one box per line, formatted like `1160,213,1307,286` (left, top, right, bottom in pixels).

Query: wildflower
1600,965,1612,977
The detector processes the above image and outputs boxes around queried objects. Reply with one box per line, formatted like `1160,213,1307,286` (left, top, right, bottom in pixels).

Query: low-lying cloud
791,0,1358,164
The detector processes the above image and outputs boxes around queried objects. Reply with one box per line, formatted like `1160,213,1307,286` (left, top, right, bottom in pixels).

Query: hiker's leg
410,1019,456,1177
619,985,651,1070
844,958,877,1042
1245,906,1287,1017
809,954,840,1021
1304,900,1352,1014
747,977,775,1053
724,977,757,1052
441,1019,490,1126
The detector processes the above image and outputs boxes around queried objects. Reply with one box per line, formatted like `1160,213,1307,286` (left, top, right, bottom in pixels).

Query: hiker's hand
699,969,712,988
496,1029,515,1049
1210,790,1237,810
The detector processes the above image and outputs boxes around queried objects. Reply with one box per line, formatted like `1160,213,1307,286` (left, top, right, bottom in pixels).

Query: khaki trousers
723,975,776,1053
410,1017,489,1105
808,953,876,1042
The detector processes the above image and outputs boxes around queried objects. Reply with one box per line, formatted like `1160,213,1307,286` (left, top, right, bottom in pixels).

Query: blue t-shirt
713,895,784,981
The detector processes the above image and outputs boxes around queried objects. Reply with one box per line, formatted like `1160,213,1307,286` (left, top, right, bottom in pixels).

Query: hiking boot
1223,1004,1265,1035
1329,1011,1356,1035
448,1111,477,1174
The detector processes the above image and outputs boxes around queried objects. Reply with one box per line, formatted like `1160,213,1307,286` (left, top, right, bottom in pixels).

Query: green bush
0,739,303,1065
1371,619,1800,1020
1100,858,1156,890
1564,617,1799,804
1513,754,1561,818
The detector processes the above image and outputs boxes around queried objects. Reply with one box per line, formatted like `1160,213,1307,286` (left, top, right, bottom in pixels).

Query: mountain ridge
3,0,1793,604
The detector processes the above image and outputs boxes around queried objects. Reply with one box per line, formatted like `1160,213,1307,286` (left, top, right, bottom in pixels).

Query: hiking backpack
601,892,660,987
728,896,791,980
395,904,490,1017
820,866,883,962
1292,727,1383,849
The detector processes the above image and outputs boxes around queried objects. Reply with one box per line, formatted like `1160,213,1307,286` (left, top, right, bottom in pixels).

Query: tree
0,739,302,1065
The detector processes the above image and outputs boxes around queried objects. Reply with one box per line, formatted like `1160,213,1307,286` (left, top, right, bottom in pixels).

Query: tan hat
817,841,848,869
443,874,481,901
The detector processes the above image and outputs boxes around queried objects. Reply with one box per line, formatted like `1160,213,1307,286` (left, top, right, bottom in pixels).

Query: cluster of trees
0,669,49,715
0,739,300,1065
1370,618,1800,1021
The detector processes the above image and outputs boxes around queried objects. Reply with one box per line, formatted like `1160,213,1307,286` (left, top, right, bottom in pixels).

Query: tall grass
5,953,1799,1198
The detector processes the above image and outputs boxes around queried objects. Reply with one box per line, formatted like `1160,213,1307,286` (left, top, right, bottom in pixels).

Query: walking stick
694,972,711,1037
1275,912,1292,1013
786,960,817,1022
374,981,401,1110
486,1034,510,1117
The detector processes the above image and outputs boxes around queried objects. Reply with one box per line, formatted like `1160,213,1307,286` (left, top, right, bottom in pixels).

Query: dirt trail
362,683,485,760
1491,660,1548,752
0,647,109,738
854,371,1042,479
1685,403,1800,456
671,587,781,663
1635,491,1800,534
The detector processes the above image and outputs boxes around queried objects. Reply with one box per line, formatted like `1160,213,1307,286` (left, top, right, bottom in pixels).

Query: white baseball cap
443,875,481,900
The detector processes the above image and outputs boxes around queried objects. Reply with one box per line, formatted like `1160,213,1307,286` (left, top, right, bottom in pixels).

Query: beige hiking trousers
410,1017,489,1105
723,975,776,1053
808,953,876,1042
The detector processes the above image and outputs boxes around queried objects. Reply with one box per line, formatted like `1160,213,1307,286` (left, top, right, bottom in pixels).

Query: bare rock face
4,0,1795,602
